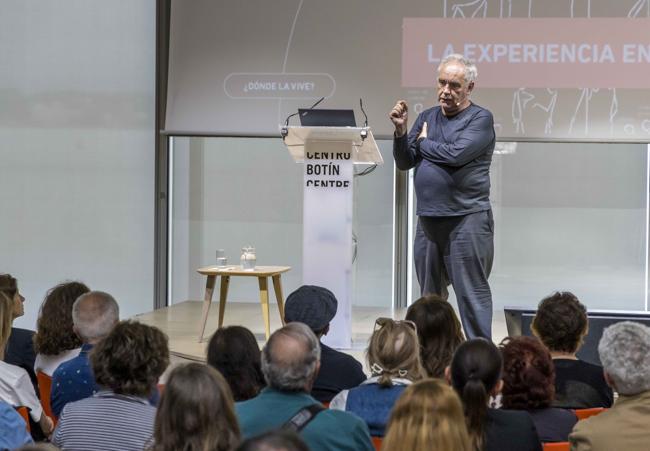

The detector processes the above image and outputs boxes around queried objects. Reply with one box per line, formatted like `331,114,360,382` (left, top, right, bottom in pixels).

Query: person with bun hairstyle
448,338,541,451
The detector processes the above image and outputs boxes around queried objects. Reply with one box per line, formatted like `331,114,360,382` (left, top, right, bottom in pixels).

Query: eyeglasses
374,317,417,332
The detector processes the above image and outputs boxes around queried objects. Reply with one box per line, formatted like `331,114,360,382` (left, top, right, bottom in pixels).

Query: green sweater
236,388,374,451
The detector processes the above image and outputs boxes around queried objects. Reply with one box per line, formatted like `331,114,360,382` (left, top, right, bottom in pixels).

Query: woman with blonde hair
330,317,425,436
148,362,240,451
382,379,471,451
0,292,54,438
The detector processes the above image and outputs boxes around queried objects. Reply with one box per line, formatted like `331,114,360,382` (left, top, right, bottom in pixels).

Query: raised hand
389,100,409,137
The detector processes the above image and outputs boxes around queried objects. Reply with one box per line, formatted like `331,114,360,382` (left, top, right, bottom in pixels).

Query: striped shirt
52,389,156,451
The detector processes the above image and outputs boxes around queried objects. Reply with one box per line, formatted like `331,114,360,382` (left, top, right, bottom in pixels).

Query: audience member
15,442,61,451
449,338,541,451
34,281,90,376
500,336,577,443
50,291,119,416
0,274,37,390
237,430,308,451
15,444,60,451
532,291,613,409
405,294,465,378
0,292,54,438
283,285,365,403
236,322,374,451
330,317,424,436
52,320,169,451
148,362,240,451
382,378,471,451
570,321,650,450
207,325,265,401
0,399,33,449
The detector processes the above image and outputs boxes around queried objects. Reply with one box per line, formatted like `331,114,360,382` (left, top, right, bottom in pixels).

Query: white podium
282,126,383,348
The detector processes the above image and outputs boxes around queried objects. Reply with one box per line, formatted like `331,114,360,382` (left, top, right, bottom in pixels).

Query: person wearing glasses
329,318,425,437
390,53,496,340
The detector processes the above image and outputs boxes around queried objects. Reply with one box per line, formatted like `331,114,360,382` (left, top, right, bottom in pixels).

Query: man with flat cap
284,285,366,403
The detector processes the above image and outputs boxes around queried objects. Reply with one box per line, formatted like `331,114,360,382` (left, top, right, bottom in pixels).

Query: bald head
72,291,119,344
261,323,321,392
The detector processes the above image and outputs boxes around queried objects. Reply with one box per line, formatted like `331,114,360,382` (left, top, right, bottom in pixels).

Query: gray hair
598,321,650,395
438,53,478,83
261,322,321,392
72,291,119,342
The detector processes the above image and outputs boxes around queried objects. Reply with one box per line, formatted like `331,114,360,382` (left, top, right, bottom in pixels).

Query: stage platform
133,300,509,365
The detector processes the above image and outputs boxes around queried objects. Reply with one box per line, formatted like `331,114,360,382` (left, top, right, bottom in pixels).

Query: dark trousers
415,210,494,339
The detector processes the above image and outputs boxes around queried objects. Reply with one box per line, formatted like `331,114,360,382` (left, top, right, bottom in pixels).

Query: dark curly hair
0,274,18,298
532,291,587,354
500,336,555,410
90,320,169,397
34,281,89,355
406,295,465,378
207,326,264,401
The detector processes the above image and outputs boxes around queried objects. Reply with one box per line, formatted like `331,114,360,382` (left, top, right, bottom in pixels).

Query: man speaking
390,53,495,339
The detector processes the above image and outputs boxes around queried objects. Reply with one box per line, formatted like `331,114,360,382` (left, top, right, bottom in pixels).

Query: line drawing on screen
279,0,304,124
533,89,559,135
568,88,619,136
570,0,592,17
512,88,535,134
629,0,650,17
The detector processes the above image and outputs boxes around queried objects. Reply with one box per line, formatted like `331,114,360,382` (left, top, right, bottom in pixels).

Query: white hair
598,321,650,395
261,322,321,392
72,291,119,342
438,53,478,83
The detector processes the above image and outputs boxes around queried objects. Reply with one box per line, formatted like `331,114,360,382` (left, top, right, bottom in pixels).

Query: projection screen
165,0,650,141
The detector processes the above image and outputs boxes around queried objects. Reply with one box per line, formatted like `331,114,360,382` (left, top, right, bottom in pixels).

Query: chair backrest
574,407,606,420
543,442,570,451
14,406,31,432
37,371,56,422
371,436,382,451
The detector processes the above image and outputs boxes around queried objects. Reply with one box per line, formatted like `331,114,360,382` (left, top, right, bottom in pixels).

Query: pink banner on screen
402,18,650,88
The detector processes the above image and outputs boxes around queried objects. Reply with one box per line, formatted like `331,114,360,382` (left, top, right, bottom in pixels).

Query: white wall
0,1,156,328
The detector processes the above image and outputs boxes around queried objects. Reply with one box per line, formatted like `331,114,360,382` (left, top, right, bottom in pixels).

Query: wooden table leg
258,276,271,340
218,275,230,328
198,275,217,342
272,274,286,326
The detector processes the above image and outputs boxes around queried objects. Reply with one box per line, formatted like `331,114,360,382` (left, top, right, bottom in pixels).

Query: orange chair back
15,406,30,432
371,436,382,451
574,407,606,420
543,442,570,451
37,371,56,423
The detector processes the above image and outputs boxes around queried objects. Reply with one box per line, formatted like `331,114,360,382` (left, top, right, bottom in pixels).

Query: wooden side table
196,265,291,342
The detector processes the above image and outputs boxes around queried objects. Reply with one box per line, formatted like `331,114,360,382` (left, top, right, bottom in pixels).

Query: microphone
359,98,369,140
360,98,368,127
299,96,325,117
281,97,325,140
